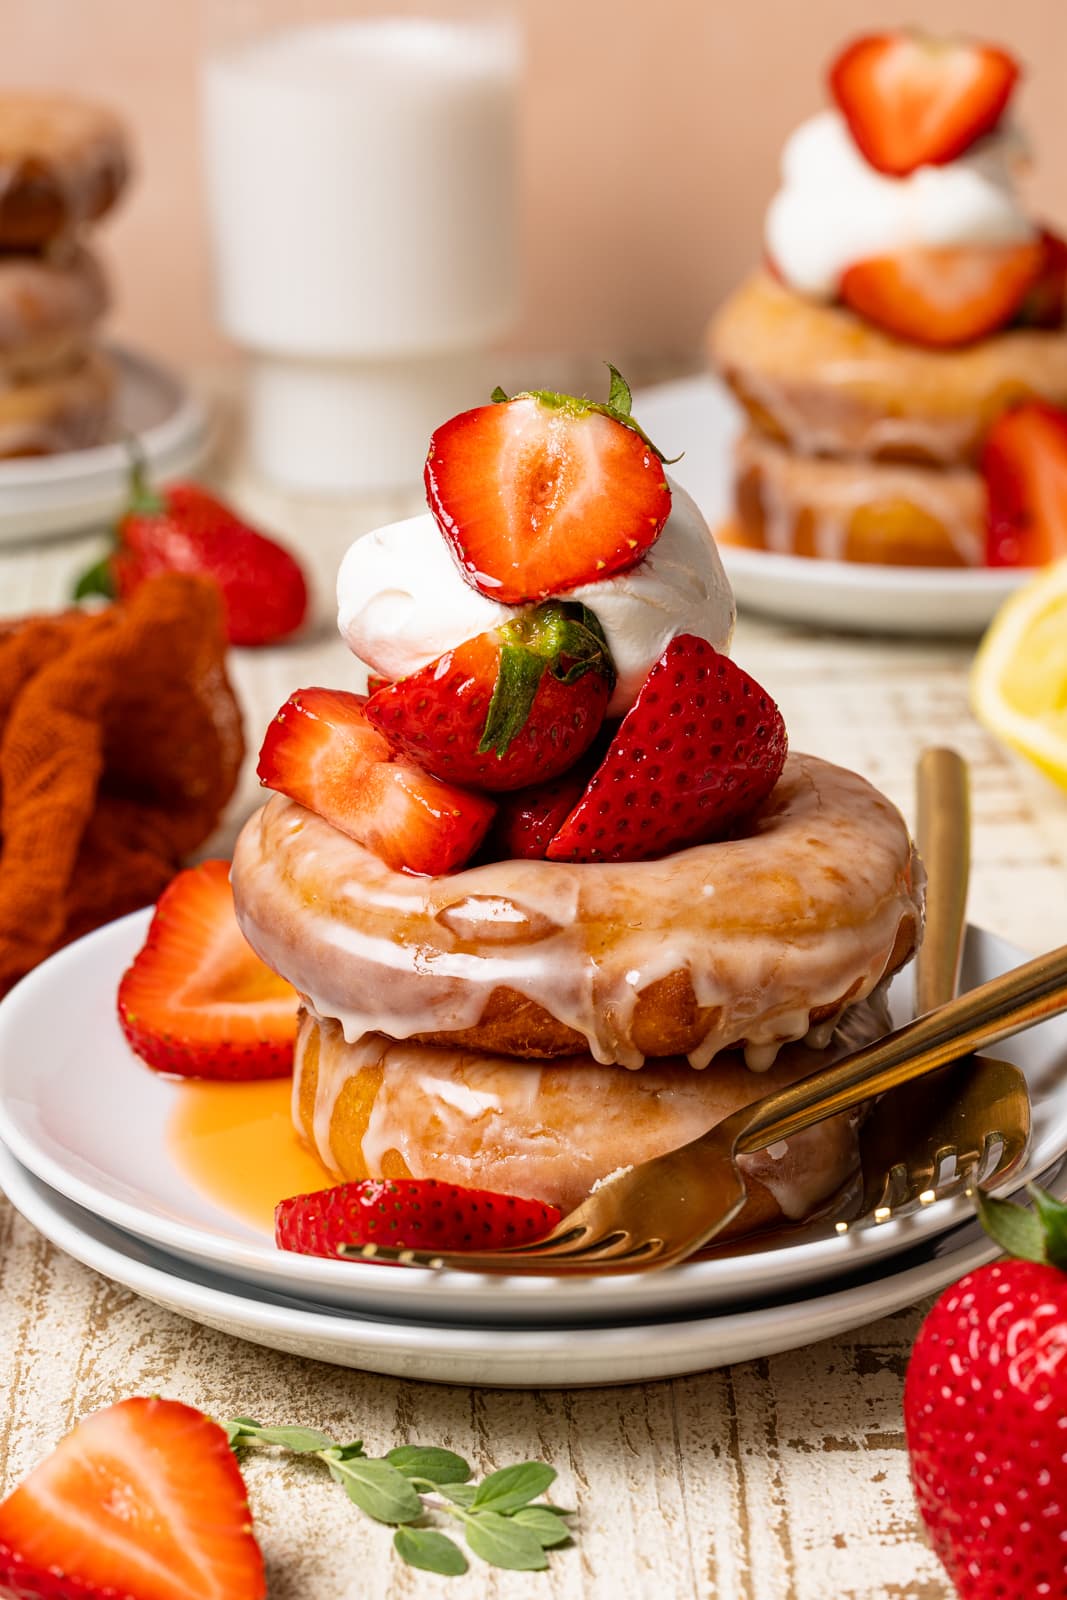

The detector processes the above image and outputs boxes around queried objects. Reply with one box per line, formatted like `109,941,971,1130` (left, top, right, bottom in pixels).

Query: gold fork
853,749,1031,1222
344,941,1067,1275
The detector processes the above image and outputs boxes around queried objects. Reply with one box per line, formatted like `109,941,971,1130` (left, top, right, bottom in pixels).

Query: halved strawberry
839,242,1044,348
829,30,1020,177
546,637,787,864
490,745,606,860
118,859,298,1080
276,1178,560,1259
1015,227,1067,328
366,672,392,695
425,368,672,604
983,400,1067,566
0,1397,265,1600
365,602,615,792
257,687,495,874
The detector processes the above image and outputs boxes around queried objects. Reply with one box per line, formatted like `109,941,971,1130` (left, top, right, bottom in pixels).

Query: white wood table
1,399,1065,1600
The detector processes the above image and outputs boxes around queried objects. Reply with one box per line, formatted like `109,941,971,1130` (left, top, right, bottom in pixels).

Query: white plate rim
0,909,1064,1325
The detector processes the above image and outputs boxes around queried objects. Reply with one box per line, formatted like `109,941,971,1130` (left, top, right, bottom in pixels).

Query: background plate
635,375,1028,637
0,910,1064,1325
0,344,215,545
3,1140,1055,1388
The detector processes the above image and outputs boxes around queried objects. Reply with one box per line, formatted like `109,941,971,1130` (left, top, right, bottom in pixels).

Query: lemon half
971,560,1067,790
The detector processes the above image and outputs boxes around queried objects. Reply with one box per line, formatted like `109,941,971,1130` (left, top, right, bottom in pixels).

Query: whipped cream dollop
337,478,735,716
765,110,1035,299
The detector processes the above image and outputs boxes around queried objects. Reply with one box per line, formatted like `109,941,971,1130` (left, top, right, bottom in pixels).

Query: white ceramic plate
633,376,1028,637
0,910,1065,1326
0,344,216,545
5,1141,1059,1388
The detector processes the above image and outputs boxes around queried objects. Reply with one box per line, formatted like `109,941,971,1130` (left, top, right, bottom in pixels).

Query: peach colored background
8,0,1067,369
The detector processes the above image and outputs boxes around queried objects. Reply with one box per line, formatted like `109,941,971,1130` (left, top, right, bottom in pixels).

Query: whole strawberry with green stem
76,454,309,647
904,1183,1067,1600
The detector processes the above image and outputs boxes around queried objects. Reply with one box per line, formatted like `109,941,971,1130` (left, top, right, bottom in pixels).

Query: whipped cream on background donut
765,109,1035,300
337,476,736,716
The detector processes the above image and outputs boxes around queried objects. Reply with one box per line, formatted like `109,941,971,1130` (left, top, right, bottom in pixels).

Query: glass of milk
201,1,520,492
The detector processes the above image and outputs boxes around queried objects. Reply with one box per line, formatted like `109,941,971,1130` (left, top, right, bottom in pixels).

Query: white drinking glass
201,0,520,492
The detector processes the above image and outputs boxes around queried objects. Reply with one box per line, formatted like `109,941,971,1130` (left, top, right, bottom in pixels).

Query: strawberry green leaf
478,602,615,759
606,363,632,417
1028,1183,1067,1268
976,1189,1050,1264
489,368,679,463
394,1526,469,1575
490,385,509,404
73,555,116,602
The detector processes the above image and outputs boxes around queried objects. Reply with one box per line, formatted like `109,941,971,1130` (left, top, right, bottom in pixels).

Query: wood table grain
0,403,1064,1600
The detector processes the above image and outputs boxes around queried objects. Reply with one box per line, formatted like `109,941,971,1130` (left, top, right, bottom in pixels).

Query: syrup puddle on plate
167,1078,330,1234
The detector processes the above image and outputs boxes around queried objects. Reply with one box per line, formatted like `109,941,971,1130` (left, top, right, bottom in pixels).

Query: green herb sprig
225,1418,574,1577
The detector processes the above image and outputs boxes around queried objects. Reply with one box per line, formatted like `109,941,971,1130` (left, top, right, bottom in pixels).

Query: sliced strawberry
425,368,672,604
983,400,1067,566
546,637,787,865
839,242,1044,348
258,687,495,874
489,745,606,860
366,672,392,696
0,1397,265,1600
276,1178,560,1259
1015,227,1067,328
365,602,615,792
829,30,1020,177
118,859,298,1080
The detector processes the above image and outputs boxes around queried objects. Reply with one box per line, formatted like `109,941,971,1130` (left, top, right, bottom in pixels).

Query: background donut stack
708,30,1067,569
0,92,129,458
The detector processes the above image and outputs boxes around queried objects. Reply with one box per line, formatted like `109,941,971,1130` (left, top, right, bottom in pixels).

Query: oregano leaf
330,1456,423,1524
464,1511,548,1571
510,1505,574,1547
393,1526,469,1575
471,1461,556,1514
439,1482,478,1507
250,1425,339,1453
386,1445,471,1484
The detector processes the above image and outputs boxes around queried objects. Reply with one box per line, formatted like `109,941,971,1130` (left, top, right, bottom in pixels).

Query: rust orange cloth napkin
0,573,245,995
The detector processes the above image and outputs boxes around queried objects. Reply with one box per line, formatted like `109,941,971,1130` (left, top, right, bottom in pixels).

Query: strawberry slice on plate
425,367,672,604
547,636,787,865
983,400,1067,567
118,859,298,1080
839,241,1044,348
365,602,615,791
829,30,1020,176
0,1397,265,1600
276,1178,561,1259
1015,227,1067,328
258,687,495,874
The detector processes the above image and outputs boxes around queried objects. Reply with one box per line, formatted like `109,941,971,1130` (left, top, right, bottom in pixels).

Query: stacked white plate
0,914,1065,1388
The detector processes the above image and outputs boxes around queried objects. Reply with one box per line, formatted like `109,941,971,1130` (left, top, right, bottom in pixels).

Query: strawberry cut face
426,394,671,604
983,400,1067,567
839,242,1044,348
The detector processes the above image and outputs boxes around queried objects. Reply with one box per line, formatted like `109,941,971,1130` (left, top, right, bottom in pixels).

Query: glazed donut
292,1007,889,1227
232,752,923,1072
0,94,129,248
733,428,985,567
0,245,109,382
0,349,115,459
709,273,1067,467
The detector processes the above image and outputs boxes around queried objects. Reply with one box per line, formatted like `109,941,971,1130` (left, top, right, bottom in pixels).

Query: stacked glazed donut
0,94,129,457
709,30,1067,567
232,376,924,1239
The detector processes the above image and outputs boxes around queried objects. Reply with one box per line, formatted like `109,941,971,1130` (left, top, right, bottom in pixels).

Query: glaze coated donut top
232,752,923,1071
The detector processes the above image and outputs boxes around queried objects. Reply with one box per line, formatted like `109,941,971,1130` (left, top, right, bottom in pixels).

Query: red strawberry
276,1178,560,1259
0,1397,265,1600
258,687,495,874
118,859,298,1080
425,368,672,604
546,637,787,865
904,1184,1067,1600
829,30,1020,177
1015,228,1067,329
76,463,308,647
366,672,392,696
982,400,1067,567
490,744,606,860
840,242,1044,348
365,602,615,792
